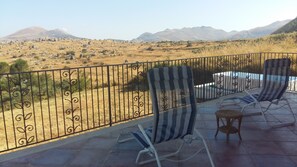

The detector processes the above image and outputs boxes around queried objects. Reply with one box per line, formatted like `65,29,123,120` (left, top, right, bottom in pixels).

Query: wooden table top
215,109,243,118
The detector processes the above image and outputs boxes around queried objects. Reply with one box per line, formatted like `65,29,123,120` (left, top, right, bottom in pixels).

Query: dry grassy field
0,32,296,71
0,32,296,153
0,87,151,151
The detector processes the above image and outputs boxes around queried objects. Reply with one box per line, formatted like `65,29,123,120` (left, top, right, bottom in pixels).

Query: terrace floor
1,92,297,167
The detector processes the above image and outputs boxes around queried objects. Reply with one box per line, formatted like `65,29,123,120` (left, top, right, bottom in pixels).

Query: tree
0,62,9,74
10,59,29,73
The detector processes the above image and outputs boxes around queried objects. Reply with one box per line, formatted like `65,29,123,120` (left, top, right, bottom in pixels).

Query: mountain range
0,27,80,41
273,17,297,34
134,19,291,42
1,18,296,42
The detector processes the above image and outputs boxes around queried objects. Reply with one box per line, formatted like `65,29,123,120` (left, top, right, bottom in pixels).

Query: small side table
215,109,243,141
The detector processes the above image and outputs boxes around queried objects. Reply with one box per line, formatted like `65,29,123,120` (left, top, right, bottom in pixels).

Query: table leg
226,118,231,141
238,117,242,140
215,116,219,138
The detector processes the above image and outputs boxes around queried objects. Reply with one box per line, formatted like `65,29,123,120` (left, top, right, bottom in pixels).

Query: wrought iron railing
0,52,297,153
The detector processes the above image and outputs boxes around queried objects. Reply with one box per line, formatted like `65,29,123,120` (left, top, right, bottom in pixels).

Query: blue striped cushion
240,94,259,103
223,94,259,104
258,58,290,101
131,127,153,148
154,105,192,143
147,66,197,145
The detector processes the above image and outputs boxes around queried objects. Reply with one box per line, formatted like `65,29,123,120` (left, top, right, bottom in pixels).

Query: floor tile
0,162,31,167
276,142,297,155
267,130,297,142
83,136,117,149
242,141,285,155
60,139,87,149
67,149,107,167
289,156,297,166
214,154,255,167
29,149,76,166
103,150,139,167
251,155,296,167
209,140,247,155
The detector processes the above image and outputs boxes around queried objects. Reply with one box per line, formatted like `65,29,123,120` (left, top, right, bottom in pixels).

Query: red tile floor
1,92,297,167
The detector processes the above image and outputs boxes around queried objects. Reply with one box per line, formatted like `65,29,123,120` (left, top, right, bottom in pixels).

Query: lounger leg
137,124,162,167
117,128,135,143
271,99,296,128
286,99,296,124
154,150,162,167
136,149,149,164
194,129,215,167
116,135,134,143
137,141,185,166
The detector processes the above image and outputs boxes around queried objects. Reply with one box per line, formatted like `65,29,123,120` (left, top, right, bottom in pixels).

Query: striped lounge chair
131,66,215,167
220,58,296,128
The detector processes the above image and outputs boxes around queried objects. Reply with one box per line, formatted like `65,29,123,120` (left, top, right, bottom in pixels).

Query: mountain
230,20,291,39
0,27,80,41
273,17,297,34
134,26,232,42
134,20,291,42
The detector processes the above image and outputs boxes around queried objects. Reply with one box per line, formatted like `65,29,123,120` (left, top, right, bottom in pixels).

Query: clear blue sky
0,0,296,40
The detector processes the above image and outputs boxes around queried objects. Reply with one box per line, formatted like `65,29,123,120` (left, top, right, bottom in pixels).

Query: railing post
259,52,262,88
203,57,206,101
107,66,113,127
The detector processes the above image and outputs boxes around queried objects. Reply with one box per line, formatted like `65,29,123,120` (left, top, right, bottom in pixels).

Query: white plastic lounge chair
131,66,215,167
220,58,296,128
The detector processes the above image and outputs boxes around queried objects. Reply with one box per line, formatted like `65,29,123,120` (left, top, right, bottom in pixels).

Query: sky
0,0,296,40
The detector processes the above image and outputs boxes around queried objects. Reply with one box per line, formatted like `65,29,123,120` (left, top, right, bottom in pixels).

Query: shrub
146,46,154,51
81,49,87,53
66,51,75,55
0,62,9,74
34,56,40,60
186,41,192,47
10,59,29,73
124,63,172,91
0,70,91,110
61,71,91,93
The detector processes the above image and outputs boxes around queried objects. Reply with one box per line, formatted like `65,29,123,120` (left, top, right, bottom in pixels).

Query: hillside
0,31,296,71
0,27,80,41
135,26,232,42
134,20,290,42
273,17,297,34
230,20,291,39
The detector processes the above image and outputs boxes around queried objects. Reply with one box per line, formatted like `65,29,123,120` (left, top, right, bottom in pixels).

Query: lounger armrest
244,90,258,102
138,124,155,152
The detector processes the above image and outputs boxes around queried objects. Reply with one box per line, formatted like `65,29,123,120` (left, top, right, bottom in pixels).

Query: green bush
10,59,29,73
0,68,91,110
0,62,9,74
61,72,91,93
124,63,173,91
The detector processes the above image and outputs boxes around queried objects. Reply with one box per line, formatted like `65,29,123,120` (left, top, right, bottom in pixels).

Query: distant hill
230,20,291,40
134,20,291,42
136,26,232,42
273,17,297,34
0,27,80,41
